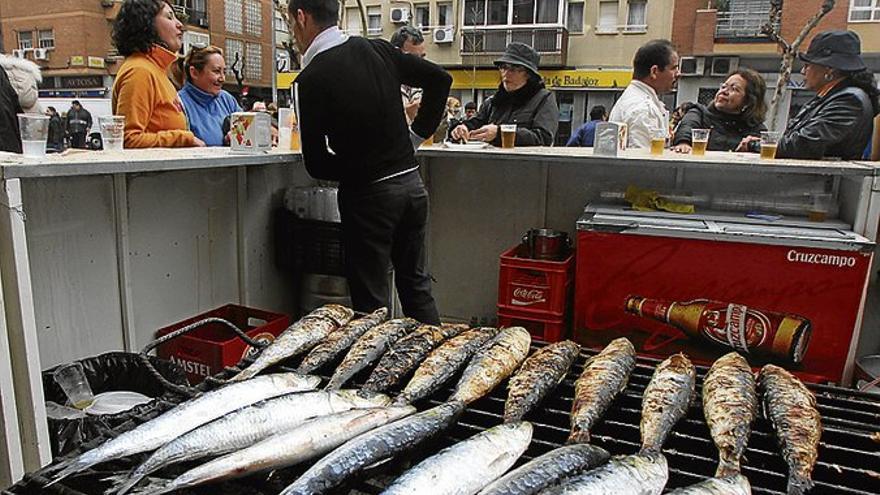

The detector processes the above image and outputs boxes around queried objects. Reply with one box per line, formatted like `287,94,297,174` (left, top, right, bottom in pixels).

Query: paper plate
443,141,490,150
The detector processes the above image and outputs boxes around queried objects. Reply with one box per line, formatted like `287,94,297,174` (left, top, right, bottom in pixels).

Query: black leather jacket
673,104,766,152
457,79,558,146
778,83,877,160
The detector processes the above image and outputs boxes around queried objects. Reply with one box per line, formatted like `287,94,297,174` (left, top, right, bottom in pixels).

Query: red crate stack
497,245,574,342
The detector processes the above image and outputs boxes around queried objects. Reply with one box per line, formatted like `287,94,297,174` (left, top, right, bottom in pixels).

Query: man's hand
404,99,421,122
450,124,470,142
468,124,499,143
672,143,692,153
737,135,761,152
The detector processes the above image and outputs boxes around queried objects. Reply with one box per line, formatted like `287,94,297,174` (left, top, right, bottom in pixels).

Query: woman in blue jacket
178,45,241,146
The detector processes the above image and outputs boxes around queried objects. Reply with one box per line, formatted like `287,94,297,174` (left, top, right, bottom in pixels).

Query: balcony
460,26,568,66
714,1,778,41
187,9,209,29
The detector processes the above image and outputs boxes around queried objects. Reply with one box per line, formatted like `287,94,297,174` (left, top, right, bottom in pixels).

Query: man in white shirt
609,39,680,149
391,26,427,124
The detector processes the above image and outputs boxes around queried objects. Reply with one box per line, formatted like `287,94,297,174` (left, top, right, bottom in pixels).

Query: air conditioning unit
12,49,26,58
710,56,739,76
33,48,48,60
679,56,705,77
390,7,410,24
433,27,454,44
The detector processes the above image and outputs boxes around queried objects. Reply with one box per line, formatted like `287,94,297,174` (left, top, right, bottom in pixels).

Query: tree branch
790,0,835,52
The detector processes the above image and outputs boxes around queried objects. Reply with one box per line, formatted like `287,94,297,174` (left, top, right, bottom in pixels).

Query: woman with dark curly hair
111,0,204,148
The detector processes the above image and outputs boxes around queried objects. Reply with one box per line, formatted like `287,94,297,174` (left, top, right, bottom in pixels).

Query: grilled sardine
667,474,752,495
505,340,580,422
297,308,388,374
703,352,757,477
479,443,610,495
325,318,419,390
449,327,531,404
539,453,668,495
640,353,696,454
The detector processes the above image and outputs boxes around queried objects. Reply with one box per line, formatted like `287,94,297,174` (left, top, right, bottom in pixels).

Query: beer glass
500,124,517,149
18,114,49,157
649,126,667,156
809,193,832,222
99,115,125,152
760,131,780,160
421,134,434,147
277,107,300,151
691,129,710,156
53,362,94,409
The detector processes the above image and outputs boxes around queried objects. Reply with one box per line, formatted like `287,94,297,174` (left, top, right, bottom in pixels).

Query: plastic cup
53,362,94,409
649,127,667,156
18,114,49,157
276,108,300,151
500,124,517,148
809,193,832,222
99,115,125,152
691,128,710,156
760,131,780,160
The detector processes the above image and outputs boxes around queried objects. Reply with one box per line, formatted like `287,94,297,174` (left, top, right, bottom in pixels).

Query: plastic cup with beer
53,362,94,410
809,192,832,222
760,131,780,160
99,115,125,152
500,124,517,149
649,126,667,156
421,134,434,147
691,128,710,156
18,113,50,157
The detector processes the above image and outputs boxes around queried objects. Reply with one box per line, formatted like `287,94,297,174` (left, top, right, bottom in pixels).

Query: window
367,6,382,35
536,0,559,22
225,0,243,34
697,87,716,106
464,0,562,26
513,0,535,24
345,7,362,34
245,42,261,80
225,38,244,76
38,29,54,49
849,0,880,21
275,13,289,33
625,0,647,31
183,31,210,54
567,2,584,33
414,4,430,30
597,1,618,33
245,0,261,36
487,0,507,24
17,31,33,50
438,2,452,26
464,0,486,25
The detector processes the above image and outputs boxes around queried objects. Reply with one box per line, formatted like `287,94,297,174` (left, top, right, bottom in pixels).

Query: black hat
493,42,540,77
798,30,866,72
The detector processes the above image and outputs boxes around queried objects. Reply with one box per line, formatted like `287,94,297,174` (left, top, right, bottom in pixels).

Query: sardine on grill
297,308,388,374
325,318,419,390
702,352,757,477
449,327,531,404
640,352,696,454
504,340,580,422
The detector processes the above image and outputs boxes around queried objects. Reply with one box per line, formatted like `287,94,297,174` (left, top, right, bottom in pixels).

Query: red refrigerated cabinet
574,205,874,384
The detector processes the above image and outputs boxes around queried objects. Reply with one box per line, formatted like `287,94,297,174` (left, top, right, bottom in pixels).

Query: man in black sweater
289,0,451,324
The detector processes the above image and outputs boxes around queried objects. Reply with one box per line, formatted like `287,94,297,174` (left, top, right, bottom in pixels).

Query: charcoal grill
7,342,879,495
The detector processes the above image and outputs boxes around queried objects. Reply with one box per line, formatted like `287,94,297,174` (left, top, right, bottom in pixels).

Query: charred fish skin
640,352,696,454
394,327,500,405
539,452,669,495
230,305,354,382
667,474,752,495
362,324,466,394
703,352,757,478
297,308,388,374
113,389,389,494
758,364,821,495
279,401,465,495
478,443,610,495
47,373,320,485
381,421,533,495
505,340,580,423
569,337,636,444
325,318,420,390
449,327,532,405
146,406,416,495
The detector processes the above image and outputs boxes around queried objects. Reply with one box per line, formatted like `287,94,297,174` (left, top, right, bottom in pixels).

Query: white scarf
302,26,349,68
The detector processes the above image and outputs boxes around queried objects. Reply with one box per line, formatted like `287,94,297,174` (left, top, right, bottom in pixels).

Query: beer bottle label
697,303,769,354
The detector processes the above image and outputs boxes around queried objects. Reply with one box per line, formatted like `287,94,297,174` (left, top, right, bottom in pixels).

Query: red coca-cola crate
498,244,574,320
498,308,567,343
156,304,290,384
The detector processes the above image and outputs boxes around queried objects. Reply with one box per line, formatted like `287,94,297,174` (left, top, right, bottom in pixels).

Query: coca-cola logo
512,288,547,306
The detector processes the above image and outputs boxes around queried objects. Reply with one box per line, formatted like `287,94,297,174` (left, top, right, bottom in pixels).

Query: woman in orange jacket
111,0,205,148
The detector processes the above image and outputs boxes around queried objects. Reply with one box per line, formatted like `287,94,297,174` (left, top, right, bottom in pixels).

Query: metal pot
522,229,570,260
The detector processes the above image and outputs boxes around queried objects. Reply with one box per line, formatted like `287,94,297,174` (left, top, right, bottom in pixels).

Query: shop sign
61,75,104,89
88,56,106,69
70,55,85,67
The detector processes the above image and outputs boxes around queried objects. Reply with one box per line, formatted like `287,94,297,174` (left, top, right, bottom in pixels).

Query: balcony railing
715,10,777,40
461,26,567,54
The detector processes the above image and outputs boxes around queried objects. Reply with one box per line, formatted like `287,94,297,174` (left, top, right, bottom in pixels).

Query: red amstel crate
156,304,290,384
498,307,567,343
498,244,574,320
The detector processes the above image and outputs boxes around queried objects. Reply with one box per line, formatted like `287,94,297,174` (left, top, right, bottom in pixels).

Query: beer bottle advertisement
572,228,873,384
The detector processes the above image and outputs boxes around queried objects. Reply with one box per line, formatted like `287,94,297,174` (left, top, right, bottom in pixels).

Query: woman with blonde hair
178,45,241,146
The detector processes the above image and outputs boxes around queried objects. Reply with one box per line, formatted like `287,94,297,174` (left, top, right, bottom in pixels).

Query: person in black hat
741,30,879,160
450,42,558,146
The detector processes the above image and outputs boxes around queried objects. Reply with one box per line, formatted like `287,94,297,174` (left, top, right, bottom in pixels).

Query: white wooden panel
21,176,124,368
0,282,25,486
125,169,240,350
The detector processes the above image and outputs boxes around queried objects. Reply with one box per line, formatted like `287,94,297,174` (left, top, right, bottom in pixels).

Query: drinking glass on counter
277,107,301,151
500,124,517,149
53,362,94,409
809,193,832,222
760,131,780,160
99,115,125,152
18,113,49,157
649,127,667,156
691,128,710,156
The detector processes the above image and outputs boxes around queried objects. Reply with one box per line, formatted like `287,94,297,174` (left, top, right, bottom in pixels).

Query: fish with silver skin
703,352,757,477
297,308,388,374
758,364,821,495
538,452,668,495
394,327,500,405
362,323,466,394
505,340,580,423
46,373,320,485
280,401,465,495
478,443,610,495
325,318,420,390
381,421,533,495
230,304,354,381
667,474,752,495
640,352,696,453
449,327,531,404
112,389,389,494
569,337,636,444
140,406,416,495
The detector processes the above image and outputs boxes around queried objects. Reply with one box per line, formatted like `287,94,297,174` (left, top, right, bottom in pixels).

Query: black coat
673,104,766,152
778,83,878,160
458,79,558,146
0,65,23,153
48,114,64,150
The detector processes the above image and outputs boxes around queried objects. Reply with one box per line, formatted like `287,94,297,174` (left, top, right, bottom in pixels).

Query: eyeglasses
719,82,744,94
497,63,525,73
